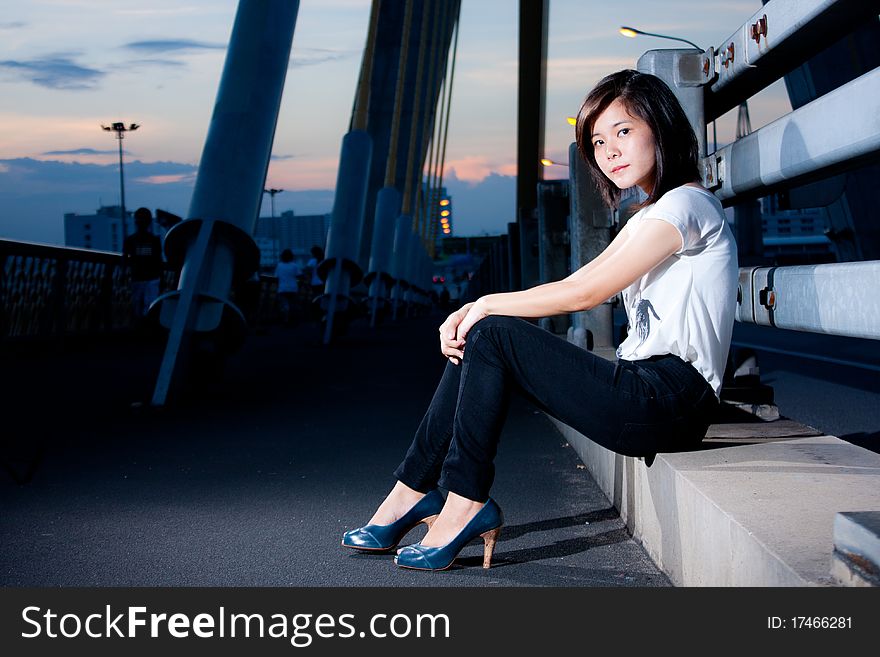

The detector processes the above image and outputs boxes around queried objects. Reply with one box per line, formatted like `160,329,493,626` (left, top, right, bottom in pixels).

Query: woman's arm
456,218,682,340
563,220,631,283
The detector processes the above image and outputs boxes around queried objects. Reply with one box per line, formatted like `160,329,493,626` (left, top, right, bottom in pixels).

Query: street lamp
618,26,702,51
263,187,283,263
617,26,716,152
541,158,568,168
101,121,139,240
263,187,283,219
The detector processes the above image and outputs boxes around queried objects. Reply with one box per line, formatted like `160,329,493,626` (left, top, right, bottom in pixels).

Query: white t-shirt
274,261,301,293
616,185,738,397
306,257,322,286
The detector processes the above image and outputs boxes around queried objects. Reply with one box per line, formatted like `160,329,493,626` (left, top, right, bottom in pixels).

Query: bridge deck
0,315,669,586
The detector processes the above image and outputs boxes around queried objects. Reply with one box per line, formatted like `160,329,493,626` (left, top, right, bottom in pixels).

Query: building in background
759,195,835,265
437,189,452,249
420,182,452,255
64,206,164,253
253,211,330,270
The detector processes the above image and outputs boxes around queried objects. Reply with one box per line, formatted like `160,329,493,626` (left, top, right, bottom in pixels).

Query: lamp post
101,121,139,241
619,26,701,51
618,26,717,152
263,187,283,264
541,158,568,168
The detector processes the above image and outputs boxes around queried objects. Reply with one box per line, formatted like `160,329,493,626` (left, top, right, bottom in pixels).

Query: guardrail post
567,142,613,351
537,179,570,334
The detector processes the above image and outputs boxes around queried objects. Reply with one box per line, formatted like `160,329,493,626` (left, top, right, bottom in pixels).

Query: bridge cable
384,0,414,188
352,0,383,133
425,1,456,246
414,0,446,244
432,0,461,256
401,0,433,219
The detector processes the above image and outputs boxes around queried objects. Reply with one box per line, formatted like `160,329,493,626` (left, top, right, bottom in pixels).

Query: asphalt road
4,307,874,587
1,314,669,587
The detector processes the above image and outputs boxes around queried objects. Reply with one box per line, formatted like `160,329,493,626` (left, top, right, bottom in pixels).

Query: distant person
439,286,451,311
341,70,737,571
304,245,325,322
274,248,301,325
305,245,325,299
122,207,163,320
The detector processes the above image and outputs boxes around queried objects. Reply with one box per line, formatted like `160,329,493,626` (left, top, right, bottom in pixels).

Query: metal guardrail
737,262,880,339
642,0,880,340
707,0,875,121
0,239,144,339
0,239,287,341
0,240,176,340
709,68,880,203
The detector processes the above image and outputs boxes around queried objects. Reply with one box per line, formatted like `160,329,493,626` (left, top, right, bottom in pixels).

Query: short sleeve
642,188,706,254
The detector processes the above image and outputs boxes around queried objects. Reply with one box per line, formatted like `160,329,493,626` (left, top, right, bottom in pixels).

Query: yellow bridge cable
384,0,413,187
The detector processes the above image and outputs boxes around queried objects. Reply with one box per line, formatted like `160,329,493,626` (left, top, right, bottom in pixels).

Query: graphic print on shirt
632,293,661,347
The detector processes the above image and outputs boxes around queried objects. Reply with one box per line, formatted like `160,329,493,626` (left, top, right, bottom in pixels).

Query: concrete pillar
537,179,570,334
506,221,520,291
365,186,401,324
516,0,548,291
321,129,372,343
567,141,613,351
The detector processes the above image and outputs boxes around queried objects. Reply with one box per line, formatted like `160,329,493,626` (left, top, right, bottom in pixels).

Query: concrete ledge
548,416,880,586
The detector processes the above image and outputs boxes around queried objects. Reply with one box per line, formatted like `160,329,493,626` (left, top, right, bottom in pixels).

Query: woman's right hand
439,302,474,365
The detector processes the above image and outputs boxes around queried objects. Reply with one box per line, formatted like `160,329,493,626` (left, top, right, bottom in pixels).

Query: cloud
115,58,187,70
270,154,296,161
134,173,197,185
42,148,119,156
290,47,353,68
0,157,330,245
0,21,27,29
443,156,517,184
0,54,105,90
442,169,516,236
115,7,211,17
546,56,638,91
123,40,225,54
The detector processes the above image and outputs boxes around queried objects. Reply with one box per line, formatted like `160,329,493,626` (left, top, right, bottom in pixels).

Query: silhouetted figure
122,207,163,321
304,244,325,322
305,245,324,298
274,248,301,325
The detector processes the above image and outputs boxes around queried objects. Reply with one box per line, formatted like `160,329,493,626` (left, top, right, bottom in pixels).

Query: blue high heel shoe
342,489,445,552
394,498,503,571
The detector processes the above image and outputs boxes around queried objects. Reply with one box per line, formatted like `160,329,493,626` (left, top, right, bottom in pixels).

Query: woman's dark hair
280,248,294,263
574,69,700,210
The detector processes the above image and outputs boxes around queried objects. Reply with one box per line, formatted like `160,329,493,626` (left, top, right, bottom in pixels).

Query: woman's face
590,98,656,195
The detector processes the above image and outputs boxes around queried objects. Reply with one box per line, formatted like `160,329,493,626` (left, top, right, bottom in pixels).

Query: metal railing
640,0,880,340
0,239,282,341
0,240,145,339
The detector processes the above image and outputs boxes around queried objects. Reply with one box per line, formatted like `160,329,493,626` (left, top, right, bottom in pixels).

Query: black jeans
394,315,718,502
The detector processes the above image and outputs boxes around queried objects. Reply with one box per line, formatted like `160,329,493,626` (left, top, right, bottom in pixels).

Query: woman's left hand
456,297,489,343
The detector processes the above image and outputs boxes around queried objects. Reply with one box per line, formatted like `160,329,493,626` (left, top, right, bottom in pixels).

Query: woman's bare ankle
418,492,485,547
368,481,426,526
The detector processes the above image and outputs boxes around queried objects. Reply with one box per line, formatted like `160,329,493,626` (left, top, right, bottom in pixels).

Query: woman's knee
463,315,521,363
471,315,520,334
